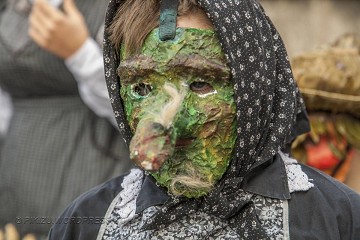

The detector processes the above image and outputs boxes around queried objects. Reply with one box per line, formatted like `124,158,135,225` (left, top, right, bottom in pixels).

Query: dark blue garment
49,160,360,240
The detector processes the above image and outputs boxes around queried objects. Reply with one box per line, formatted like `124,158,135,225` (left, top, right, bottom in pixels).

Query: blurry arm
28,0,117,127
65,38,117,127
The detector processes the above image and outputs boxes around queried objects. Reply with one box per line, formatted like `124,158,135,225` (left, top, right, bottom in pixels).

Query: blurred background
260,0,360,58
261,0,360,192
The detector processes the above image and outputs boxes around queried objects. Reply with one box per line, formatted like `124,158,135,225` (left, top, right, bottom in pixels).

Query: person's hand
29,0,89,59
0,224,37,240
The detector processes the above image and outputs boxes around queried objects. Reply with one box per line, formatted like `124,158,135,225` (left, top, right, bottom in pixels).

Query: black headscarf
103,0,310,237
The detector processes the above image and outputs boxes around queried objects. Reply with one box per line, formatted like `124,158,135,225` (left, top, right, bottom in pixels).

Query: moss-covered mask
118,28,237,198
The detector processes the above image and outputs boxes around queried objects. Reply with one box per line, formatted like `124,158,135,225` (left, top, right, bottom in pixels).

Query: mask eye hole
132,83,152,97
190,81,214,95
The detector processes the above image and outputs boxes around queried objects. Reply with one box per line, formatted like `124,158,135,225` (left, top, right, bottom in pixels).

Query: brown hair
108,0,200,57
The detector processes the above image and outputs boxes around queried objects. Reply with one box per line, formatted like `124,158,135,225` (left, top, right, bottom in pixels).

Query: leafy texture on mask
119,28,236,198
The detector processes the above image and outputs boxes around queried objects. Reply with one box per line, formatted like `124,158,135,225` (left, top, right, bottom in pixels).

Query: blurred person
49,0,360,239
0,0,132,238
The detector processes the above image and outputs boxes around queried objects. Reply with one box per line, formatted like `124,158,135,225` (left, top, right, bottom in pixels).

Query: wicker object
292,34,360,118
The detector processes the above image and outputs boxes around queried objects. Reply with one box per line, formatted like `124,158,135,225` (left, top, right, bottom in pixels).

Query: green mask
118,28,237,198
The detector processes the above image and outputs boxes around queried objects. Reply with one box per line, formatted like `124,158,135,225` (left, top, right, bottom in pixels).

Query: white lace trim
279,151,314,193
117,168,144,223
96,169,143,240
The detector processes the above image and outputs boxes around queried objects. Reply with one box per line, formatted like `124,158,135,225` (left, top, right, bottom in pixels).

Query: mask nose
129,83,187,171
